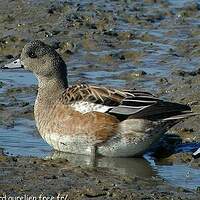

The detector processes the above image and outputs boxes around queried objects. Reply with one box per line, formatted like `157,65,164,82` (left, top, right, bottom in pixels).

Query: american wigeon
7,40,196,157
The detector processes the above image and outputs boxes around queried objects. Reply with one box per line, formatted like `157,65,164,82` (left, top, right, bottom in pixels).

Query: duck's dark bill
2,59,23,69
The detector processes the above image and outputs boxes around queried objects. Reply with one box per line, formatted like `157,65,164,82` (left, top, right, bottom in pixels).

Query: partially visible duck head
20,40,68,82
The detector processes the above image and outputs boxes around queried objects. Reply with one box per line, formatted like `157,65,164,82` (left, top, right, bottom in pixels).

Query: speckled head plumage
20,40,68,81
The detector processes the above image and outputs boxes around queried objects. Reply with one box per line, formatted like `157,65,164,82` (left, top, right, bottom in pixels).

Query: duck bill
2,59,23,69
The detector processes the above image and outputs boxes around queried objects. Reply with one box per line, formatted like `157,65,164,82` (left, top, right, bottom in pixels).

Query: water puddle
155,162,200,190
0,118,51,157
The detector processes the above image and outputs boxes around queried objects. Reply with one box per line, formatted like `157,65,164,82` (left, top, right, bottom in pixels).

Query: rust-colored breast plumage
43,102,120,144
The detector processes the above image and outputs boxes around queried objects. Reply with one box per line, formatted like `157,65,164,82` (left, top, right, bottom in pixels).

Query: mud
0,0,200,198
0,151,200,199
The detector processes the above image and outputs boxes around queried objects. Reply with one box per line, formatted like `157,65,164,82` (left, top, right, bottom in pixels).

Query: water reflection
48,151,155,178
47,150,200,189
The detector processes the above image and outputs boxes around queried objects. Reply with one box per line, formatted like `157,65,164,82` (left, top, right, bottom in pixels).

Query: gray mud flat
0,0,200,198
0,153,200,200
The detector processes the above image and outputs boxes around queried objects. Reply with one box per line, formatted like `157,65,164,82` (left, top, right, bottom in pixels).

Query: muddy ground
0,0,200,199
0,150,200,200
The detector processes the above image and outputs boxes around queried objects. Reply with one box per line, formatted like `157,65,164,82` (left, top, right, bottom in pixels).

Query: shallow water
0,118,51,157
156,163,200,189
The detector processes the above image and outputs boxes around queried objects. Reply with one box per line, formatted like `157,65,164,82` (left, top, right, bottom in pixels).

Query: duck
8,40,196,157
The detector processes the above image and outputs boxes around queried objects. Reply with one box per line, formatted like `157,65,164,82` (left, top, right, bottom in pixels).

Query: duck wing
60,84,193,121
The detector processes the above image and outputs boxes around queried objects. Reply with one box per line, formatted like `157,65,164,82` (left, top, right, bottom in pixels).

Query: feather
60,84,193,121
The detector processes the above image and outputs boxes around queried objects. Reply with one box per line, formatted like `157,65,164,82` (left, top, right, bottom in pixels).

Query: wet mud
0,0,200,198
0,151,200,199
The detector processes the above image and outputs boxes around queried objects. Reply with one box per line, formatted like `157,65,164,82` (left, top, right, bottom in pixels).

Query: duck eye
28,52,37,58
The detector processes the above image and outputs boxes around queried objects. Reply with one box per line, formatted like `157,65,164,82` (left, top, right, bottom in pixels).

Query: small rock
59,42,76,54
0,81,5,88
117,31,135,40
172,69,197,77
159,77,168,84
52,175,57,179
130,70,147,77
85,188,106,198
12,157,18,162
5,55,14,59
103,30,118,37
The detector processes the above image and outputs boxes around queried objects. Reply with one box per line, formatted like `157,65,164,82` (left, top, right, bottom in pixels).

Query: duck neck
36,75,68,104
34,75,68,132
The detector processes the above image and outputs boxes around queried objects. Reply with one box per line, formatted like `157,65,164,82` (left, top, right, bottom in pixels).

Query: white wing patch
70,101,112,114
